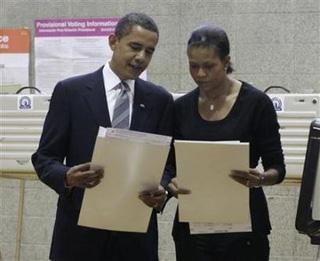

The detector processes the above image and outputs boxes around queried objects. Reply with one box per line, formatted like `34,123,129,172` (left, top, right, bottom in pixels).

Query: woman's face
187,46,229,92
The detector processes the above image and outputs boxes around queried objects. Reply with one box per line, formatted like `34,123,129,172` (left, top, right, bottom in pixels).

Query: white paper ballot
78,127,171,232
189,222,252,234
175,140,251,233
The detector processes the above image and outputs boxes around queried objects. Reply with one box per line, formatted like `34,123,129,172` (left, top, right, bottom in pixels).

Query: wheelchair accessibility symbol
271,96,284,112
18,96,33,110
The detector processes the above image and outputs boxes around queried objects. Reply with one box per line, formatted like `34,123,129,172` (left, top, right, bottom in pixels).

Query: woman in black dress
168,24,286,261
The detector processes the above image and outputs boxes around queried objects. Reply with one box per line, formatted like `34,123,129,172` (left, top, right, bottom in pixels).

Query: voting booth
0,94,49,261
2,92,320,179
268,93,320,179
296,119,320,245
0,94,49,173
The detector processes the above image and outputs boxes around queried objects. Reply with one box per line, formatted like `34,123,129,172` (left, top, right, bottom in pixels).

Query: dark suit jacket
32,67,174,261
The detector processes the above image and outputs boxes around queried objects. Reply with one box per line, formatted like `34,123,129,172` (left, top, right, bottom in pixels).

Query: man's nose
197,67,206,77
135,50,146,62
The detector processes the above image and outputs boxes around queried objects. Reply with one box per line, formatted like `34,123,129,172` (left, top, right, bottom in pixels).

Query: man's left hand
139,185,168,210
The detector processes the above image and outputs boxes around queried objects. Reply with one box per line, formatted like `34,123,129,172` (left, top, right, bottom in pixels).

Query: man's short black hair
115,12,159,39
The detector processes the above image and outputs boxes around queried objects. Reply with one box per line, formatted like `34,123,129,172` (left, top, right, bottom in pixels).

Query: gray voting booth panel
296,119,320,244
1,93,320,177
268,94,320,179
0,95,50,172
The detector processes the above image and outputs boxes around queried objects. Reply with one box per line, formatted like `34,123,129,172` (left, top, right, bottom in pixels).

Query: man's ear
108,34,118,51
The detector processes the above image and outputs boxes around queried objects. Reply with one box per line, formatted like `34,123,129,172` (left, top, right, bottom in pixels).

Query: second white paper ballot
175,140,251,233
78,128,171,233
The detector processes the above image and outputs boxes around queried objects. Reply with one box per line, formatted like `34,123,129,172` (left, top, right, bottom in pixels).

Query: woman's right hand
167,177,191,198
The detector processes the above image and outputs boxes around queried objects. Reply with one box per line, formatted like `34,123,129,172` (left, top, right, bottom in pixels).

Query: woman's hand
230,168,280,188
167,177,191,197
229,169,264,188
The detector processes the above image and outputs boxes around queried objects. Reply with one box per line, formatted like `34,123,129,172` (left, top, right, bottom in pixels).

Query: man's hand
167,177,191,198
139,185,168,210
65,162,104,189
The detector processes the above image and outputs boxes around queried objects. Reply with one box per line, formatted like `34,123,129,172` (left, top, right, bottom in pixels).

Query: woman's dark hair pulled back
187,24,233,73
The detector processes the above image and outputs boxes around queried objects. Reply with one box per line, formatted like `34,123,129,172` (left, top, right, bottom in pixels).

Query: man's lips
130,63,143,70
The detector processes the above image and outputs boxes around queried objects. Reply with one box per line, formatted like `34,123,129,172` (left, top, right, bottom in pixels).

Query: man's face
109,25,159,80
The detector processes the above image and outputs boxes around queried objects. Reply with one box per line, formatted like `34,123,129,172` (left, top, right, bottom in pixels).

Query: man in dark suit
32,12,173,261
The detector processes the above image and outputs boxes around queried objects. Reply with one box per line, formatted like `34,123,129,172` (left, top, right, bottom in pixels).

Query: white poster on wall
34,18,120,95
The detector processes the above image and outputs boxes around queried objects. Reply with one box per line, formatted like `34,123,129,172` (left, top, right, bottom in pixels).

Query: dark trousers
52,231,158,261
50,206,158,261
174,232,269,261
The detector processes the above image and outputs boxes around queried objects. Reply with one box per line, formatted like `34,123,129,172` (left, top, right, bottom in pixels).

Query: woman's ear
224,55,231,71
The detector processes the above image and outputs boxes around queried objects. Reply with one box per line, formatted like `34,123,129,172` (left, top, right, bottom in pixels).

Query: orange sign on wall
0,28,30,53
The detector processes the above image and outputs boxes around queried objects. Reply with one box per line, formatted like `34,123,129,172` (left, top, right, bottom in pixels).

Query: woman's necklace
199,80,234,112
198,95,219,111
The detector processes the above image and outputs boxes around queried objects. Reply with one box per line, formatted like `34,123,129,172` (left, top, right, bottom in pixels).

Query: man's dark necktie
112,81,130,129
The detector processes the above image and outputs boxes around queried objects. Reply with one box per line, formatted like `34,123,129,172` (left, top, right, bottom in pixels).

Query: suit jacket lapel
82,67,111,128
130,78,152,131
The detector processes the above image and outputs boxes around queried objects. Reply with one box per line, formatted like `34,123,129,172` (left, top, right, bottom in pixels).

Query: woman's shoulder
241,81,272,104
175,88,198,105
239,82,277,119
